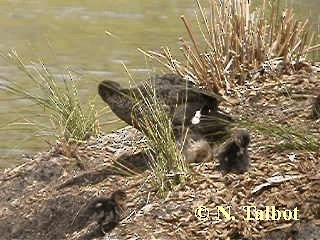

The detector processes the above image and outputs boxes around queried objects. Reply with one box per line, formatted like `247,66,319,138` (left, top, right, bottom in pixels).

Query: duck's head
234,128,250,154
98,80,122,102
111,190,127,211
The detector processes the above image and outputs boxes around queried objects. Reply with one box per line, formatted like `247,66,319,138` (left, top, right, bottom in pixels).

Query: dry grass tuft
142,0,320,94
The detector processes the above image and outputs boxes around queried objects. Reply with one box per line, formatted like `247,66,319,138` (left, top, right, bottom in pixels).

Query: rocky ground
0,71,319,240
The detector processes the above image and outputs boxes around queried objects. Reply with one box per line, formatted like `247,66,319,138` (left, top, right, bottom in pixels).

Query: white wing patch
191,110,201,125
95,203,103,208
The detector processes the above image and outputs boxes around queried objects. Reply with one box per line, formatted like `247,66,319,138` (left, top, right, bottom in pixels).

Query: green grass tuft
131,80,189,197
2,50,100,143
241,119,320,151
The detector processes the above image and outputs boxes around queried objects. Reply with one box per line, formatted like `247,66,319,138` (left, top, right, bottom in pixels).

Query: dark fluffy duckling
217,128,250,173
75,190,126,235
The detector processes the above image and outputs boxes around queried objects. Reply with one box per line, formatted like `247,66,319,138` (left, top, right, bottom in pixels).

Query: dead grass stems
142,0,320,94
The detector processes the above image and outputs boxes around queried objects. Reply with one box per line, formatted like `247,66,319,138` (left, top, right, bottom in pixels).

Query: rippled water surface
0,0,319,168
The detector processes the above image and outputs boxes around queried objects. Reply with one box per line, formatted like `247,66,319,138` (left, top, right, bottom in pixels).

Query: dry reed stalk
143,0,319,94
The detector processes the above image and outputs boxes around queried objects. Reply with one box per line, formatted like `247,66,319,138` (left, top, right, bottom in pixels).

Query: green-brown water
0,0,319,168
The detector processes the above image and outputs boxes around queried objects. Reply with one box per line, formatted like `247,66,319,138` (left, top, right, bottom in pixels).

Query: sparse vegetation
2,50,100,143
241,119,320,151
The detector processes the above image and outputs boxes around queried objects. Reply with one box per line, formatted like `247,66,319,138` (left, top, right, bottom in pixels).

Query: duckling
217,129,250,173
184,138,213,163
76,190,126,234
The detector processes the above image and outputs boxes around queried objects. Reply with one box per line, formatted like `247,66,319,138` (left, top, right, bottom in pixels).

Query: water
0,0,319,168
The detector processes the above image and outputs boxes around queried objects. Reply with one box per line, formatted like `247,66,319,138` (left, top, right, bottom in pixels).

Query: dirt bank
0,72,319,240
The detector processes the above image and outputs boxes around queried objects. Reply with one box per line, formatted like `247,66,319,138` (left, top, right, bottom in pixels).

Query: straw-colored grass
2,50,100,143
142,0,320,94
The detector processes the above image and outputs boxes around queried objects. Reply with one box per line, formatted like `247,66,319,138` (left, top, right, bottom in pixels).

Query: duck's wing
150,73,188,86
172,102,205,126
150,73,223,99
187,86,224,102
189,109,232,142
